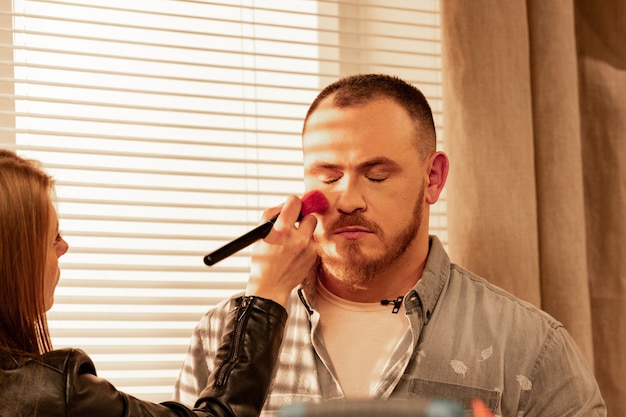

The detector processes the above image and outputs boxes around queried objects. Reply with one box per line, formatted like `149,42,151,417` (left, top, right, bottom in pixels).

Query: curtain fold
576,2,626,415
441,0,625,415
526,0,594,366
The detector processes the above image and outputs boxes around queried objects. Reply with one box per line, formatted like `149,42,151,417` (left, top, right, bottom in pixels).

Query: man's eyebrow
306,162,343,174
356,157,399,171
308,162,340,169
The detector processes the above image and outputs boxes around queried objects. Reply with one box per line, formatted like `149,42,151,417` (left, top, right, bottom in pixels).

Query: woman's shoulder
0,348,96,375
1,348,100,416
1,347,82,370
32,348,96,374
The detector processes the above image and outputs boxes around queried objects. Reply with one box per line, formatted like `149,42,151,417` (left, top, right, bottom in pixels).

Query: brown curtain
441,1,625,415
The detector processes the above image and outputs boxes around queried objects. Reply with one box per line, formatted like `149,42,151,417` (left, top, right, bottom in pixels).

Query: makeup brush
203,190,328,266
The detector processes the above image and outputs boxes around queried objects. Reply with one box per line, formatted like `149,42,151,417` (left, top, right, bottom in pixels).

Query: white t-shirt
316,281,409,398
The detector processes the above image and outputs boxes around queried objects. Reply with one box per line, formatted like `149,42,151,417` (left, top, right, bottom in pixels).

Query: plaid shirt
173,236,606,417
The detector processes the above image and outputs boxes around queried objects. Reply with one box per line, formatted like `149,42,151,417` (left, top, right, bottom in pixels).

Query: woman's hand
245,195,319,307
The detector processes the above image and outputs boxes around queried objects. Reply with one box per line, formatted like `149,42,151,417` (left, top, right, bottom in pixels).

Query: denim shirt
174,236,606,417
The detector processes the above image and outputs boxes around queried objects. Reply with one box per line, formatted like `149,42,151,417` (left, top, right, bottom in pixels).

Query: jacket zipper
213,296,254,388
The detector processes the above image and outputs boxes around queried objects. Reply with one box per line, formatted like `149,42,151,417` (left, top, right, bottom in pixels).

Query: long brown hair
0,149,54,357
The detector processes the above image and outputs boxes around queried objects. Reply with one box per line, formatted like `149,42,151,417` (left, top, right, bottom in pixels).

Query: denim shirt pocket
408,378,501,415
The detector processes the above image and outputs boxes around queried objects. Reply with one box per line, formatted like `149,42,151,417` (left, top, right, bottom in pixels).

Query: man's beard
315,188,424,289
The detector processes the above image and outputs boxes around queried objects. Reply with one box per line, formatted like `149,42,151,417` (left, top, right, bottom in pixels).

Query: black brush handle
203,217,276,266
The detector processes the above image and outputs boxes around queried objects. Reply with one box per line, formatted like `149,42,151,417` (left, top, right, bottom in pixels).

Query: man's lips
333,226,373,239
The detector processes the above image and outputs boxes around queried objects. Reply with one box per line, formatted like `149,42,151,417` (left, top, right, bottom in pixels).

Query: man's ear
425,151,449,204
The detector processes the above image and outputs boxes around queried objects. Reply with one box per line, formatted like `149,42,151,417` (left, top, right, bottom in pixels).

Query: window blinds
1,0,443,402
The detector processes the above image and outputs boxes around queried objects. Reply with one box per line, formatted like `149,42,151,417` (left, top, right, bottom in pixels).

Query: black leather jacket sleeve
0,296,287,417
190,296,288,417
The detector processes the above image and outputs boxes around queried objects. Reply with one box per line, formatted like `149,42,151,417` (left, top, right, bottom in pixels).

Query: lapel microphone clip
380,296,404,314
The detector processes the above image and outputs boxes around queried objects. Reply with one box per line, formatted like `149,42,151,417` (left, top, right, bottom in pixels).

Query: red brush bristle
301,190,328,216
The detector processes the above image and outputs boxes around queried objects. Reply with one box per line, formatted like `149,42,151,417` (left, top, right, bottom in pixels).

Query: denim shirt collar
297,235,451,327
407,235,450,325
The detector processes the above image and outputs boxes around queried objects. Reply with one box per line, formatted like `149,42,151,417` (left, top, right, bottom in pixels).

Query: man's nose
334,177,366,215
